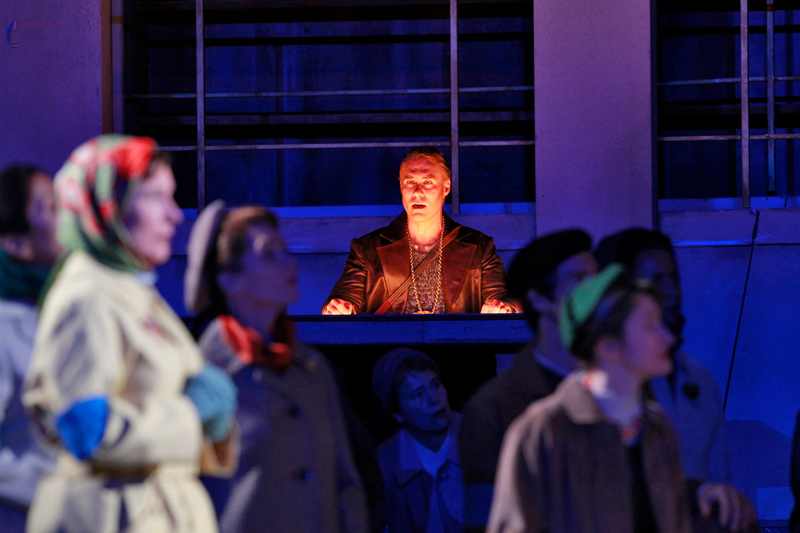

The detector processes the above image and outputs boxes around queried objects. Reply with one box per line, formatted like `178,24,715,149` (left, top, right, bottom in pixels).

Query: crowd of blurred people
0,136,796,532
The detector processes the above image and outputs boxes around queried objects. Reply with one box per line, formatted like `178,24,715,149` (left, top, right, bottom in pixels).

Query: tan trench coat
23,251,234,533
487,373,691,533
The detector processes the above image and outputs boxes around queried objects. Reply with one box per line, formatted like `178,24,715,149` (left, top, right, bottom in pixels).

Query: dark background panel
674,245,751,394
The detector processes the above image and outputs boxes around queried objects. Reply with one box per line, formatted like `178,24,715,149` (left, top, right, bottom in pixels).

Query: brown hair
398,147,451,181
570,276,661,363
146,150,172,176
216,207,278,273
0,165,44,236
117,150,172,207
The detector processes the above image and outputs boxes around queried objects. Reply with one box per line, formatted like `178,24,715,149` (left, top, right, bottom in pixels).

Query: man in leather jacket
322,148,519,315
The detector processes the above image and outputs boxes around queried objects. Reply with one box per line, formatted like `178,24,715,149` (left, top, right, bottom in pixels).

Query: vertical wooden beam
111,0,124,133
650,0,659,230
740,0,750,208
101,0,113,134
196,0,206,209
449,0,460,214
766,0,775,194
276,44,285,207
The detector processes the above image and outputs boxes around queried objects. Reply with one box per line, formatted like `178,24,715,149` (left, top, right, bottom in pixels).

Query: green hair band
559,263,626,351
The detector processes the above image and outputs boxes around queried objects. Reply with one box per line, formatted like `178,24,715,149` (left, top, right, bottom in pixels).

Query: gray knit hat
371,348,440,412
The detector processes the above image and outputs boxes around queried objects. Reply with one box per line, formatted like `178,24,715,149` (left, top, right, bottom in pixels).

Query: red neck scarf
218,314,295,372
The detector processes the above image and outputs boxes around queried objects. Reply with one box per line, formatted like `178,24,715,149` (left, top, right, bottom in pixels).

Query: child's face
395,369,453,433
619,294,675,380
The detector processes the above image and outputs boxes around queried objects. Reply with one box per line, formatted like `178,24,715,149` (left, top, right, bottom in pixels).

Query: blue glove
56,396,109,460
184,364,237,443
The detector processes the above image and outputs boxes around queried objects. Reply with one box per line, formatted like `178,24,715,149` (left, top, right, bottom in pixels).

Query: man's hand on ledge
697,481,758,532
480,299,516,314
323,298,356,315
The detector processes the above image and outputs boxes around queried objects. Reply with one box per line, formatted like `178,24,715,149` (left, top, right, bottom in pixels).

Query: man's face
399,157,451,225
394,369,453,434
532,251,598,320
553,251,599,303
632,248,683,336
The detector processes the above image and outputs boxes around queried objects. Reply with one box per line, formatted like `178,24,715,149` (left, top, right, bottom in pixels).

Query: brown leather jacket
323,212,515,314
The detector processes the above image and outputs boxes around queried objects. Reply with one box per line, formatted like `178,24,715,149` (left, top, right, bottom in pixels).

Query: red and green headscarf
54,134,159,273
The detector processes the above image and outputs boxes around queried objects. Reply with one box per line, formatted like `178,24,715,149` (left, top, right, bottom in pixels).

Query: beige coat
23,251,234,533
487,373,691,533
199,320,368,533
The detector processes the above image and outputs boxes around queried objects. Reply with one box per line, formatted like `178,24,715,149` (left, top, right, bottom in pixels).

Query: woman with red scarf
184,201,368,533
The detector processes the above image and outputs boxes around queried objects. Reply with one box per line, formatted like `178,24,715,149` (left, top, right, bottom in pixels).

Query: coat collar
200,318,314,385
551,373,684,533
559,371,661,437
506,342,565,400
558,372,610,425
393,413,461,488
376,212,477,313
378,211,461,243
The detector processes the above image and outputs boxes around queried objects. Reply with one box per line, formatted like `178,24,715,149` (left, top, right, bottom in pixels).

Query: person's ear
1,235,34,262
443,179,451,197
392,412,405,424
594,335,623,364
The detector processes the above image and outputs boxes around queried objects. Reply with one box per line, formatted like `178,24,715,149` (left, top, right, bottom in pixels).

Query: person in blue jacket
0,164,61,532
373,347,463,533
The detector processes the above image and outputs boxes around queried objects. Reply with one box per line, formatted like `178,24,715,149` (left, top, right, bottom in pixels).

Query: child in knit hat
372,348,463,533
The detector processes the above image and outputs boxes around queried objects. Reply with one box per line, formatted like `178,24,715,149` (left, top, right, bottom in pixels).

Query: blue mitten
56,396,109,460
184,364,237,442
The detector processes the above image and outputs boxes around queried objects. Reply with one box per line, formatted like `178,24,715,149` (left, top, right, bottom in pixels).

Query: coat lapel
640,411,679,533
376,213,411,306
560,373,606,425
377,240,410,299
377,211,475,314
440,213,475,312
442,237,475,312
393,429,429,529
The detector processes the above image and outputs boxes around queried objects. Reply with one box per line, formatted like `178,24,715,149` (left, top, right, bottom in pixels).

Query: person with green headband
596,228,758,532
487,264,691,533
0,164,61,532
22,135,238,533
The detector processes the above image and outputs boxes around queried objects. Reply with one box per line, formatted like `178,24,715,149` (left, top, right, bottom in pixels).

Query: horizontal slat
126,86,533,99
138,109,534,126
658,133,800,142
658,135,741,142
292,314,530,345
135,0,530,11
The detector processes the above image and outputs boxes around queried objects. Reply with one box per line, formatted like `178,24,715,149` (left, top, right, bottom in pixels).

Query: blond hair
398,147,451,181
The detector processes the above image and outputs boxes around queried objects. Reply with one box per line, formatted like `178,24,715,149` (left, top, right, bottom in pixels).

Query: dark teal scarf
0,248,50,303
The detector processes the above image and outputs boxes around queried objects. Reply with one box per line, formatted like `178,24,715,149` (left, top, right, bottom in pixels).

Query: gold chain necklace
407,216,444,314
